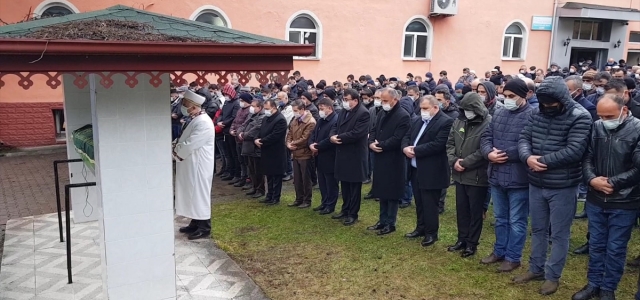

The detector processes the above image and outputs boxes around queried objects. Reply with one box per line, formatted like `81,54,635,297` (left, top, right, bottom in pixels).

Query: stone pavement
0,212,268,300
0,149,270,299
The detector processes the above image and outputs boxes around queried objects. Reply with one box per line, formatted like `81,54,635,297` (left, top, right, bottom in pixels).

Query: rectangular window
289,30,317,58
512,37,523,58
304,32,317,57
288,31,301,44
52,109,65,140
416,35,428,58
631,32,640,43
403,35,414,57
502,36,511,57
572,20,603,41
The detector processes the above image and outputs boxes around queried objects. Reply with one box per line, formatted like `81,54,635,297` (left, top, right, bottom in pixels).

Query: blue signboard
532,16,553,31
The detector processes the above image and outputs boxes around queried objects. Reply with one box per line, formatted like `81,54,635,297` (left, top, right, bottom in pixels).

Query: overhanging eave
557,7,640,21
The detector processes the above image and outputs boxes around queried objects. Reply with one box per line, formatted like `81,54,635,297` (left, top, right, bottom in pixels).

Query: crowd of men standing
171,64,640,299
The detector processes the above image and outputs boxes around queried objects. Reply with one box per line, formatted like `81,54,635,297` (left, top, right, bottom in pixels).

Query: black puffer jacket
518,76,592,188
583,114,640,210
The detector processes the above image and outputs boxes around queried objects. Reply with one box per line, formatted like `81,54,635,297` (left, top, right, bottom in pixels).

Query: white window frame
33,0,80,18
501,20,528,61
401,16,433,61
189,5,232,28
285,10,322,60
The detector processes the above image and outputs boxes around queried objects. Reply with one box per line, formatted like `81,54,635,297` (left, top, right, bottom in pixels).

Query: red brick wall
0,102,64,147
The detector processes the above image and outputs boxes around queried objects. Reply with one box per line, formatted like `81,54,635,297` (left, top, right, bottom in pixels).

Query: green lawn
212,186,640,300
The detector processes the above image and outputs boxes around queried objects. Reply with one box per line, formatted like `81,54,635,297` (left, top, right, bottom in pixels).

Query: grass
211,186,640,300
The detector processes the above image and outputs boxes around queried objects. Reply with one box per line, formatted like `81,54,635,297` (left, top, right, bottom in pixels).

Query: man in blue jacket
309,98,340,215
514,76,592,296
480,79,534,273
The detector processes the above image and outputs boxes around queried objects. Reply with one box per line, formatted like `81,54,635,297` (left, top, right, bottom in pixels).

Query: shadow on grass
212,186,640,300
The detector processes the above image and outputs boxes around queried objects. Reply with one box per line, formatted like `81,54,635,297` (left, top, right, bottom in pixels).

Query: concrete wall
89,73,176,300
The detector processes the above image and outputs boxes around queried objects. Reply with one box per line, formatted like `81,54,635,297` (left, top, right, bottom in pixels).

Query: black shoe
367,222,384,231
343,217,357,226
331,212,347,219
319,208,334,215
228,177,241,185
251,192,264,199
179,226,198,234
187,230,210,240
215,170,225,176
245,189,256,195
571,285,599,300
288,202,302,207
218,171,230,178
282,175,293,182
421,235,438,247
258,198,271,203
233,180,246,187
241,184,253,191
461,246,477,258
399,203,411,209
265,200,279,206
377,226,396,235
574,210,587,219
599,290,615,300
364,193,375,200
405,230,425,238
221,175,234,181
573,243,589,255
312,205,325,211
438,207,445,215
298,203,311,209
363,179,371,184
447,241,466,252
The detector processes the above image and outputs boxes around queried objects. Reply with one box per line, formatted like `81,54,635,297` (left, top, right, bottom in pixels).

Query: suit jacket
257,111,287,175
369,104,411,199
330,103,371,182
401,110,453,190
310,111,338,174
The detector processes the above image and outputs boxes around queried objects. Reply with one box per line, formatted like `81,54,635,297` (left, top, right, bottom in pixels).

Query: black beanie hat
503,79,529,99
239,92,253,103
302,92,313,101
324,88,337,100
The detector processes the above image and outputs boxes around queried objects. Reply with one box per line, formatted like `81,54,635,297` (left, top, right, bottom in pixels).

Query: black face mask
540,103,563,116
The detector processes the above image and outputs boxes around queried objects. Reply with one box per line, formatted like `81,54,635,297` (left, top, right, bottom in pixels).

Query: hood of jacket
458,92,489,119
535,76,575,111
478,81,497,103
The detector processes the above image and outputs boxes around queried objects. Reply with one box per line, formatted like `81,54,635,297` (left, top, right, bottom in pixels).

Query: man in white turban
174,90,215,240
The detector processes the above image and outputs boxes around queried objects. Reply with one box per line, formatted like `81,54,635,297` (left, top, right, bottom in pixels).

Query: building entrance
570,48,607,69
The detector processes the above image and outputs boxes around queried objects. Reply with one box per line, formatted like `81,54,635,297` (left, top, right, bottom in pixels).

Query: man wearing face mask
218,84,240,182
571,94,640,300
330,89,371,226
402,95,454,247
581,70,598,97
586,72,612,106
255,99,288,205
424,72,437,92
286,100,317,209
479,79,534,272
366,88,411,235
238,99,266,199
477,81,504,116
522,78,539,105
228,93,254,188
566,76,598,121
309,99,340,215
174,90,215,240
514,76,592,295
400,85,419,116
170,88,184,141
365,90,384,200
545,63,563,78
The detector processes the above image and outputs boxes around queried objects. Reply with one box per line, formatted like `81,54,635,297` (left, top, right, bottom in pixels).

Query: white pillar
90,73,176,300
62,75,99,223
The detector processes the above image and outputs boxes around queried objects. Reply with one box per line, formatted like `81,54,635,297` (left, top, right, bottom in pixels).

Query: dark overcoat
369,103,411,199
401,110,453,190
330,103,370,182
257,111,287,176
310,111,338,174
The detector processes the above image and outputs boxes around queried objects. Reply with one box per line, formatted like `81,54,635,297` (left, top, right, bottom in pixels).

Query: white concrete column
90,73,176,300
62,74,99,223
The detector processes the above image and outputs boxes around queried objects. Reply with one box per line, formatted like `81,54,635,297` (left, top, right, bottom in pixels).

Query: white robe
174,114,215,220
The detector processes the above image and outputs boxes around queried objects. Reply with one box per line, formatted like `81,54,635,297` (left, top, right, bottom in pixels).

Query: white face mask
239,101,247,108
342,101,352,111
596,87,605,95
464,110,476,120
249,106,256,114
181,106,189,116
382,103,392,111
389,83,397,88
293,112,301,118
224,95,231,101
264,109,273,117
374,100,382,107
319,110,326,119
363,99,371,105
421,110,432,121
583,83,593,91
602,107,624,130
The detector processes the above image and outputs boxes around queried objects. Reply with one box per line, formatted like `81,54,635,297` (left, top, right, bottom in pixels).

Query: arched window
190,5,231,28
502,21,527,60
34,0,79,18
286,11,322,59
403,18,432,60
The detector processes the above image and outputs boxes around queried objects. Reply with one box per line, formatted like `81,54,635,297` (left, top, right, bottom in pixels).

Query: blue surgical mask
438,102,444,109
504,99,519,111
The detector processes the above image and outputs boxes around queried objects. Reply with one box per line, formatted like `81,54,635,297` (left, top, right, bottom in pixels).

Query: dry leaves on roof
23,19,210,42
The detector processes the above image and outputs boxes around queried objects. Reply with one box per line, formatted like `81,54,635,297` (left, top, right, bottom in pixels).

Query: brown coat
286,112,317,160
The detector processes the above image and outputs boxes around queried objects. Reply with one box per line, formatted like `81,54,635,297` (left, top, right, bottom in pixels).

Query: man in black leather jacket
572,94,640,300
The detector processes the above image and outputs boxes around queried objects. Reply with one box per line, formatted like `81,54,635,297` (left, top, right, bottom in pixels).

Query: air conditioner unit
430,0,458,16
